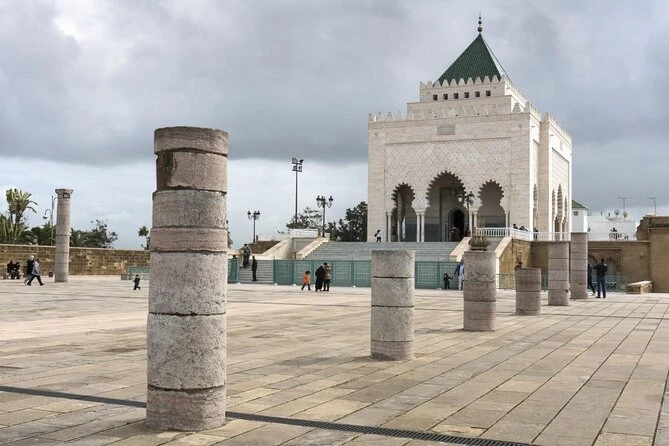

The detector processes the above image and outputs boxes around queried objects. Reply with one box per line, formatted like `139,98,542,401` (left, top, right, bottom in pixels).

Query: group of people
5,260,21,279
301,262,332,291
6,256,43,285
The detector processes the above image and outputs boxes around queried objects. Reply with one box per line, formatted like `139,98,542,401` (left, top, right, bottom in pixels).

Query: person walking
251,256,258,282
455,260,465,290
26,258,44,286
301,271,311,291
594,258,608,298
314,263,325,291
587,263,596,295
133,275,141,290
374,229,382,242
24,255,34,284
323,262,332,291
443,272,451,290
241,244,251,268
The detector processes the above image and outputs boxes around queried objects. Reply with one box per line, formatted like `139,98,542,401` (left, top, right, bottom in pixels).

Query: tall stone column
463,250,496,331
54,188,73,282
146,126,228,431
570,233,589,299
515,268,541,315
548,241,570,305
371,250,414,360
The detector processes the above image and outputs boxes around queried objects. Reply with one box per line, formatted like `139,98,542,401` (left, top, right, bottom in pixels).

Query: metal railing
474,227,571,241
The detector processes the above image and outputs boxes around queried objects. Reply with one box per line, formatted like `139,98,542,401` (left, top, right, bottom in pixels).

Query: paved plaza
1,277,668,445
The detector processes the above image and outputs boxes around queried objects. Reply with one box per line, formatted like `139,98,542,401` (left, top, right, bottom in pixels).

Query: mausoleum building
367,21,573,242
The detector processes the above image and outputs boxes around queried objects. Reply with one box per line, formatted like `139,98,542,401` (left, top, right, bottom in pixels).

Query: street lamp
456,189,475,234
291,158,304,228
247,210,260,243
42,195,56,245
649,196,657,215
316,195,333,237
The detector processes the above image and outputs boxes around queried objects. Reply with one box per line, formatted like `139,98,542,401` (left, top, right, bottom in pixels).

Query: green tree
327,201,368,241
3,188,37,243
285,206,322,230
69,229,90,247
84,220,118,248
138,225,150,250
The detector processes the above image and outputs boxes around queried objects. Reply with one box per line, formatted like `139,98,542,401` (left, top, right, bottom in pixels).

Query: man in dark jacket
24,256,34,285
251,256,258,281
594,259,608,298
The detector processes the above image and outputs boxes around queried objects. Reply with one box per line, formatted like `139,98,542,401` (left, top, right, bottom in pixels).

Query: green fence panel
331,260,353,287
415,261,439,289
227,258,239,283
293,260,315,285
353,261,371,287
273,259,294,285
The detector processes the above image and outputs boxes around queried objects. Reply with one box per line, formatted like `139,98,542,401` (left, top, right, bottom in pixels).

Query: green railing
124,258,240,282
273,260,459,289
497,274,627,292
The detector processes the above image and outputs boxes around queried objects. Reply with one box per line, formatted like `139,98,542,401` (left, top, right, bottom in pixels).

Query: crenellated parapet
419,75,503,89
369,102,518,123
543,112,572,142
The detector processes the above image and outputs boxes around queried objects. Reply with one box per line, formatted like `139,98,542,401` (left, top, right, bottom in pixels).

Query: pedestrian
323,262,332,291
443,272,451,290
314,263,325,291
374,229,382,242
241,244,251,268
515,261,523,270
6,260,19,279
454,260,465,290
26,258,44,286
301,270,311,291
391,226,397,242
594,258,608,298
587,263,596,295
24,255,35,284
133,275,141,290
251,256,258,282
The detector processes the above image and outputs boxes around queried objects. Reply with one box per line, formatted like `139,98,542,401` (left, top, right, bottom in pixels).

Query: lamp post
42,195,56,245
316,195,333,237
247,210,260,243
457,189,475,234
291,158,304,228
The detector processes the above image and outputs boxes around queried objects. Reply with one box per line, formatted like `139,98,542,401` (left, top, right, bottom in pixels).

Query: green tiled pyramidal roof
437,33,508,84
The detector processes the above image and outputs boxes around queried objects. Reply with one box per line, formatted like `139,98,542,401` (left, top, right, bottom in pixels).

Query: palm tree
5,188,37,243
69,229,90,247
138,225,150,250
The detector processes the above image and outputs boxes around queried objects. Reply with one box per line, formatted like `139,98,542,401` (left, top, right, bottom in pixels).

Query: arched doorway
425,172,466,241
448,209,465,241
478,181,505,227
391,184,416,242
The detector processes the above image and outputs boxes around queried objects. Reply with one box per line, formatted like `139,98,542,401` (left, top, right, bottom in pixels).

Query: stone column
54,188,73,282
146,126,228,431
515,268,541,315
570,233,588,299
463,250,496,331
386,213,392,242
419,213,425,242
548,241,570,305
371,250,414,360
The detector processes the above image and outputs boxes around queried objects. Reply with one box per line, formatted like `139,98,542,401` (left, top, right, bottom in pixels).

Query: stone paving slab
1,277,668,445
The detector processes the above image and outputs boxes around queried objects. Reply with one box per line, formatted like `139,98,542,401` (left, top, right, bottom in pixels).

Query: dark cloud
0,0,667,212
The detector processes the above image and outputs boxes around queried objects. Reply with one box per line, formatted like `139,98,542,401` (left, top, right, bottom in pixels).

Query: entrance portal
448,209,465,241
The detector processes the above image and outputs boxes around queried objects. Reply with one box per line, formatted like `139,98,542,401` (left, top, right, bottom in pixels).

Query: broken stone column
371,250,414,360
548,241,570,306
463,250,496,331
54,188,73,282
570,233,589,299
515,268,542,315
147,126,228,431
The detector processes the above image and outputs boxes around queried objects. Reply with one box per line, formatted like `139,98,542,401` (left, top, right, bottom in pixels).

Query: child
133,275,141,290
301,270,311,291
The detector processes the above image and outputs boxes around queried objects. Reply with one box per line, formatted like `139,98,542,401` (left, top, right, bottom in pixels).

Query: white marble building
367,22,573,242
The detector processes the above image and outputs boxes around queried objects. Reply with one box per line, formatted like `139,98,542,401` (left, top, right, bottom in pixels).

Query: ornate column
386,212,392,242
54,188,73,282
147,126,228,431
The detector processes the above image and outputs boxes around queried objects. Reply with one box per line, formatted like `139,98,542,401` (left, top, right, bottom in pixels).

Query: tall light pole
247,210,260,243
316,195,333,237
457,190,475,234
649,196,657,215
42,195,56,245
291,158,303,227
618,196,630,219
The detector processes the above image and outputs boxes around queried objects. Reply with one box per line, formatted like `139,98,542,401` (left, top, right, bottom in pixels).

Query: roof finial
478,13,483,33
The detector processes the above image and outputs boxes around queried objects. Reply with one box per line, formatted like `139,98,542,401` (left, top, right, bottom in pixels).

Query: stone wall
1,244,149,276
499,239,532,273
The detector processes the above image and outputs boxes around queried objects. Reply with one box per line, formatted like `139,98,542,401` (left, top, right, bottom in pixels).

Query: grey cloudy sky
1,0,667,248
